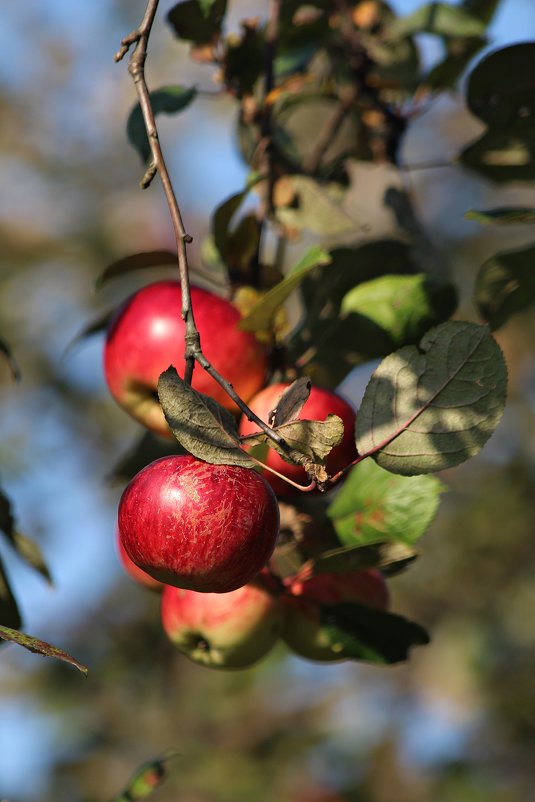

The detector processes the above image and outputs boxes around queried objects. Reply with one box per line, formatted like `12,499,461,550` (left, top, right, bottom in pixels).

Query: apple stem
247,452,317,493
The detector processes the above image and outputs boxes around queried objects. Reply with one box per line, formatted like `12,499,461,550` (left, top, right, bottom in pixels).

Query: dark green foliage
167,0,227,44
474,242,535,330
320,602,430,663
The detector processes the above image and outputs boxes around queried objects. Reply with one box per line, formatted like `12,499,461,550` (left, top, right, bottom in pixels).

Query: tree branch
115,0,294,457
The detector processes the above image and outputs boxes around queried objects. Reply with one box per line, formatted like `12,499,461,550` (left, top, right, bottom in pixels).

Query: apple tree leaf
0,557,22,630
474,243,535,330
356,321,507,475
0,487,52,582
320,602,430,664
127,86,198,163
167,0,227,44
327,458,445,546
306,541,418,576
111,750,180,802
466,42,535,128
94,251,178,289
465,208,535,226
0,625,88,675
242,415,344,477
340,274,457,347
157,367,255,467
272,377,312,426
275,176,362,237
386,2,486,41
239,246,331,333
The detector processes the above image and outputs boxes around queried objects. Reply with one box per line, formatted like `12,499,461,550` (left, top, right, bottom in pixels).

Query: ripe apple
238,383,358,495
282,568,390,662
116,528,165,592
160,579,284,669
118,454,280,593
104,280,267,437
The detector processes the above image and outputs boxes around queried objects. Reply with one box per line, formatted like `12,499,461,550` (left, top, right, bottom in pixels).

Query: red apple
104,280,267,437
118,454,280,593
238,383,358,495
160,579,283,669
116,528,165,592
282,568,390,662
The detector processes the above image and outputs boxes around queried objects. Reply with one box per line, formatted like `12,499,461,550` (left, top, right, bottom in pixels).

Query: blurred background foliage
1,0,535,800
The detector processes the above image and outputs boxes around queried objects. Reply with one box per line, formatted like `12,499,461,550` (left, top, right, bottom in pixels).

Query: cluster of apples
105,279,388,668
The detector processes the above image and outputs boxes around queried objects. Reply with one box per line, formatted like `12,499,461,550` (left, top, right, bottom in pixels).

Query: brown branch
115,0,293,456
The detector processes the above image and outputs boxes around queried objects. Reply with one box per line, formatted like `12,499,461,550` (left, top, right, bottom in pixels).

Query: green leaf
111,751,179,802
474,243,535,330
340,274,457,347
94,251,178,289
466,43,535,128
386,2,487,41
328,458,445,546
0,558,22,630
239,246,331,333
459,127,535,183
0,625,88,675
465,208,535,226
309,541,418,575
127,86,198,163
157,367,255,467
355,321,508,475
320,602,430,664
167,0,227,44
0,487,51,582
0,336,20,382
276,176,362,237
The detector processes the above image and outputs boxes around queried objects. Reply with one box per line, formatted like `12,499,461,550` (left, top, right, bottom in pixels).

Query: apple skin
238,383,358,495
118,454,280,593
160,579,283,669
116,529,165,592
282,569,390,662
104,280,267,437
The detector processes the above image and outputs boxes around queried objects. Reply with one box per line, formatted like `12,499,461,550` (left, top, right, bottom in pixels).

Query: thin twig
116,0,293,456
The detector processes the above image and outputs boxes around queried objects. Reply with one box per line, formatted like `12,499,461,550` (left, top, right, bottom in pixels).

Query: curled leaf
272,377,312,426
243,415,344,485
